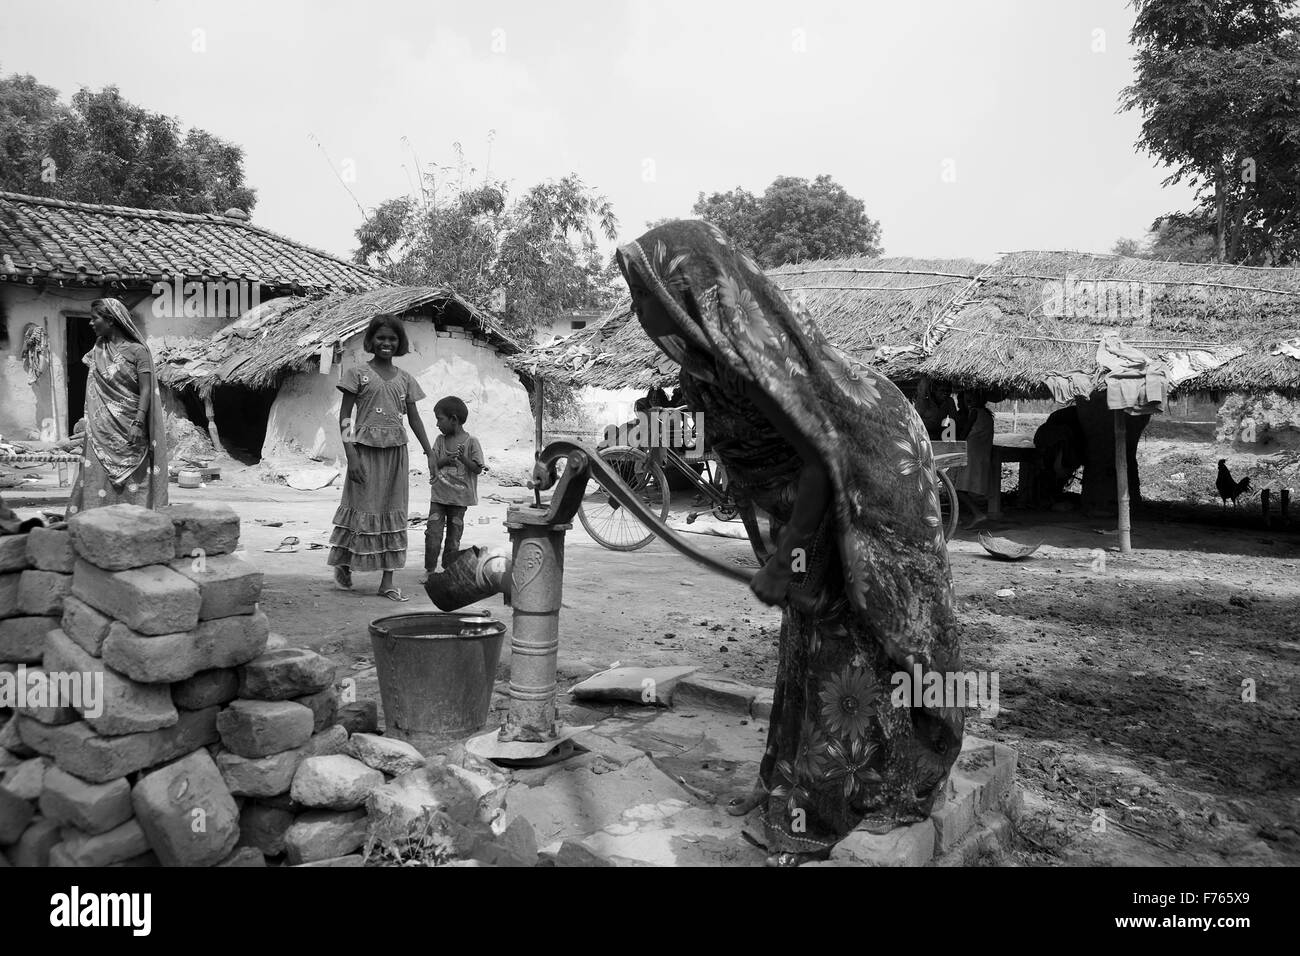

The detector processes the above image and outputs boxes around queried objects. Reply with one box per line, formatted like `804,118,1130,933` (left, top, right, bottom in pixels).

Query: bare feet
725,790,764,816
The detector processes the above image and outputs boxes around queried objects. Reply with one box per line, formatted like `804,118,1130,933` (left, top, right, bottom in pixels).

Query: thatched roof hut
158,285,520,397
510,250,1300,399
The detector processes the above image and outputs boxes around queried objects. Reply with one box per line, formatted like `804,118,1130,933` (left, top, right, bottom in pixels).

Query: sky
0,0,1196,265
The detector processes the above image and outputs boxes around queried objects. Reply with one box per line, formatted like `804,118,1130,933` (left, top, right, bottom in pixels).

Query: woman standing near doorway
65,298,169,516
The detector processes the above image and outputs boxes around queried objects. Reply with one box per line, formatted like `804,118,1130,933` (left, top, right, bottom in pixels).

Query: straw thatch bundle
157,286,518,397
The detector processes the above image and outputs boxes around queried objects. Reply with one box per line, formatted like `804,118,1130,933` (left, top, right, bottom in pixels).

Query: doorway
64,312,95,433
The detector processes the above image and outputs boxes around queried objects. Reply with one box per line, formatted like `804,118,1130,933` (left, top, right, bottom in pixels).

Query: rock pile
1,502,538,868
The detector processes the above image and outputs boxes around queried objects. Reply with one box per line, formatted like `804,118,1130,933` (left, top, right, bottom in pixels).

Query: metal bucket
368,611,507,754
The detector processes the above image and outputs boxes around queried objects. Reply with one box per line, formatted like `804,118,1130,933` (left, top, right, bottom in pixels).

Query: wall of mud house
262,321,535,472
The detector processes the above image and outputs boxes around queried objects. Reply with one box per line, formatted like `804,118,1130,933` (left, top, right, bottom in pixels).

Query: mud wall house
0,190,382,442
156,286,536,471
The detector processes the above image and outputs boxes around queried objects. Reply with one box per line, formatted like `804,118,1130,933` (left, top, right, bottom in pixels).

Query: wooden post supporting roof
533,376,544,457
1114,409,1131,553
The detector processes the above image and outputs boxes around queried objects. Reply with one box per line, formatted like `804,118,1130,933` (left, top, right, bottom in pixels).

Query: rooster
1216,459,1251,507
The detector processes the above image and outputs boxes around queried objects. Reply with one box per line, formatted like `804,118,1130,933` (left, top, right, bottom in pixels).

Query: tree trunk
1077,393,1149,515
1215,169,1227,263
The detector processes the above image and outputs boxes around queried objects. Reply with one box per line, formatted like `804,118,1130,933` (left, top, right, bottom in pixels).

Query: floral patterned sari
616,222,964,853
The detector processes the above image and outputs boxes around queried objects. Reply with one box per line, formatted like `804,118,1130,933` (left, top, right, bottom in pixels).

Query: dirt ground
5,437,1298,867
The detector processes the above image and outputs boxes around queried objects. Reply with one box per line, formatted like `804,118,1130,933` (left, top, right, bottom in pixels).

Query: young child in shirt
424,395,485,577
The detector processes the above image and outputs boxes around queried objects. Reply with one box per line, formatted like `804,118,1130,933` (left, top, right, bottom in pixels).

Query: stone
49,819,149,866
0,535,31,574
293,854,363,867
0,785,35,842
568,665,699,705
131,749,240,867
10,816,61,867
44,628,177,735
751,688,775,720
365,765,481,841
108,851,159,867
17,571,71,617
494,815,539,866
238,648,334,700
294,686,338,733
237,803,294,856
172,668,239,711
216,725,348,797
931,775,979,854
291,755,383,810
15,668,80,725
167,554,261,620
264,633,289,650
555,840,615,867
337,700,379,735
0,616,56,663
0,713,35,757
831,818,936,867
68,505,176,571
215,846,265,867
102,611,269,684
160,502,240,559
951,738,1018,813
217,699,314,758
346,733,424,776
39,766,133,834
17,707,219,784
283,809,367,865
71,560,200,636
672,673,761,712
27,528,75,573
60,597,113,657
0,756,48,800
0,572,20,618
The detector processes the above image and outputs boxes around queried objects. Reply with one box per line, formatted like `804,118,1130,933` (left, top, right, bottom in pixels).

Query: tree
354,169,619,342
691,174,883,267
1120,0,1300,264
0,70,256,213
1111,212,1219,262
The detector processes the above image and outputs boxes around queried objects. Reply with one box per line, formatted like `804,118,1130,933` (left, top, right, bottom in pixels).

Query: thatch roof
508,256,990,388
916,251,1300,396
511,250,1300,398
157,286,519,396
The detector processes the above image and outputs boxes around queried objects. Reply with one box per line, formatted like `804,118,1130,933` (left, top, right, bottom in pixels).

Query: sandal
379,588,410,602
333,566,352,590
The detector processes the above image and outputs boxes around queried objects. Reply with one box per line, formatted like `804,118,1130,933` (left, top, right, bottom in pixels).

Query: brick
101,610,269,684
294,686,338,733
217,699,314,758
27,527,75,573
49,818,149,866
17,567,72,615
172,668,239,711
215,725,348,797
17,707,219,784
216,846,265,867
0,785,35,842
71,560,201,636
931,774,979,854
9,816,61,866
237,803,294,856
132,749,239,867
337,700,379,735
68,504,175,571
0,756,48,800
830,818,935,867
0,572,21,617
238,648,334,700
160,503,240,559
290,755,382,810
39,766,133,834
283,809,366,865
44,628,177,736
0,616,56,663
14,667,80,725
347,733,424,776
60,597,113,657
167,554,261,620
0,711,35,756
0,535,31,573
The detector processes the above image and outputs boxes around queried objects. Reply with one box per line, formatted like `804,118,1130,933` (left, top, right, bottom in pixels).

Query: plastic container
368,610,507,753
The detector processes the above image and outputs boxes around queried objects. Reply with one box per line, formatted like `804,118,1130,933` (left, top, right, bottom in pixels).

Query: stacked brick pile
0,503,362,867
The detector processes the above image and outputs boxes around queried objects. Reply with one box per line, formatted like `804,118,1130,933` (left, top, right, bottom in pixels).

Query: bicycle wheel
578,446,670,551
937,469,959,541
